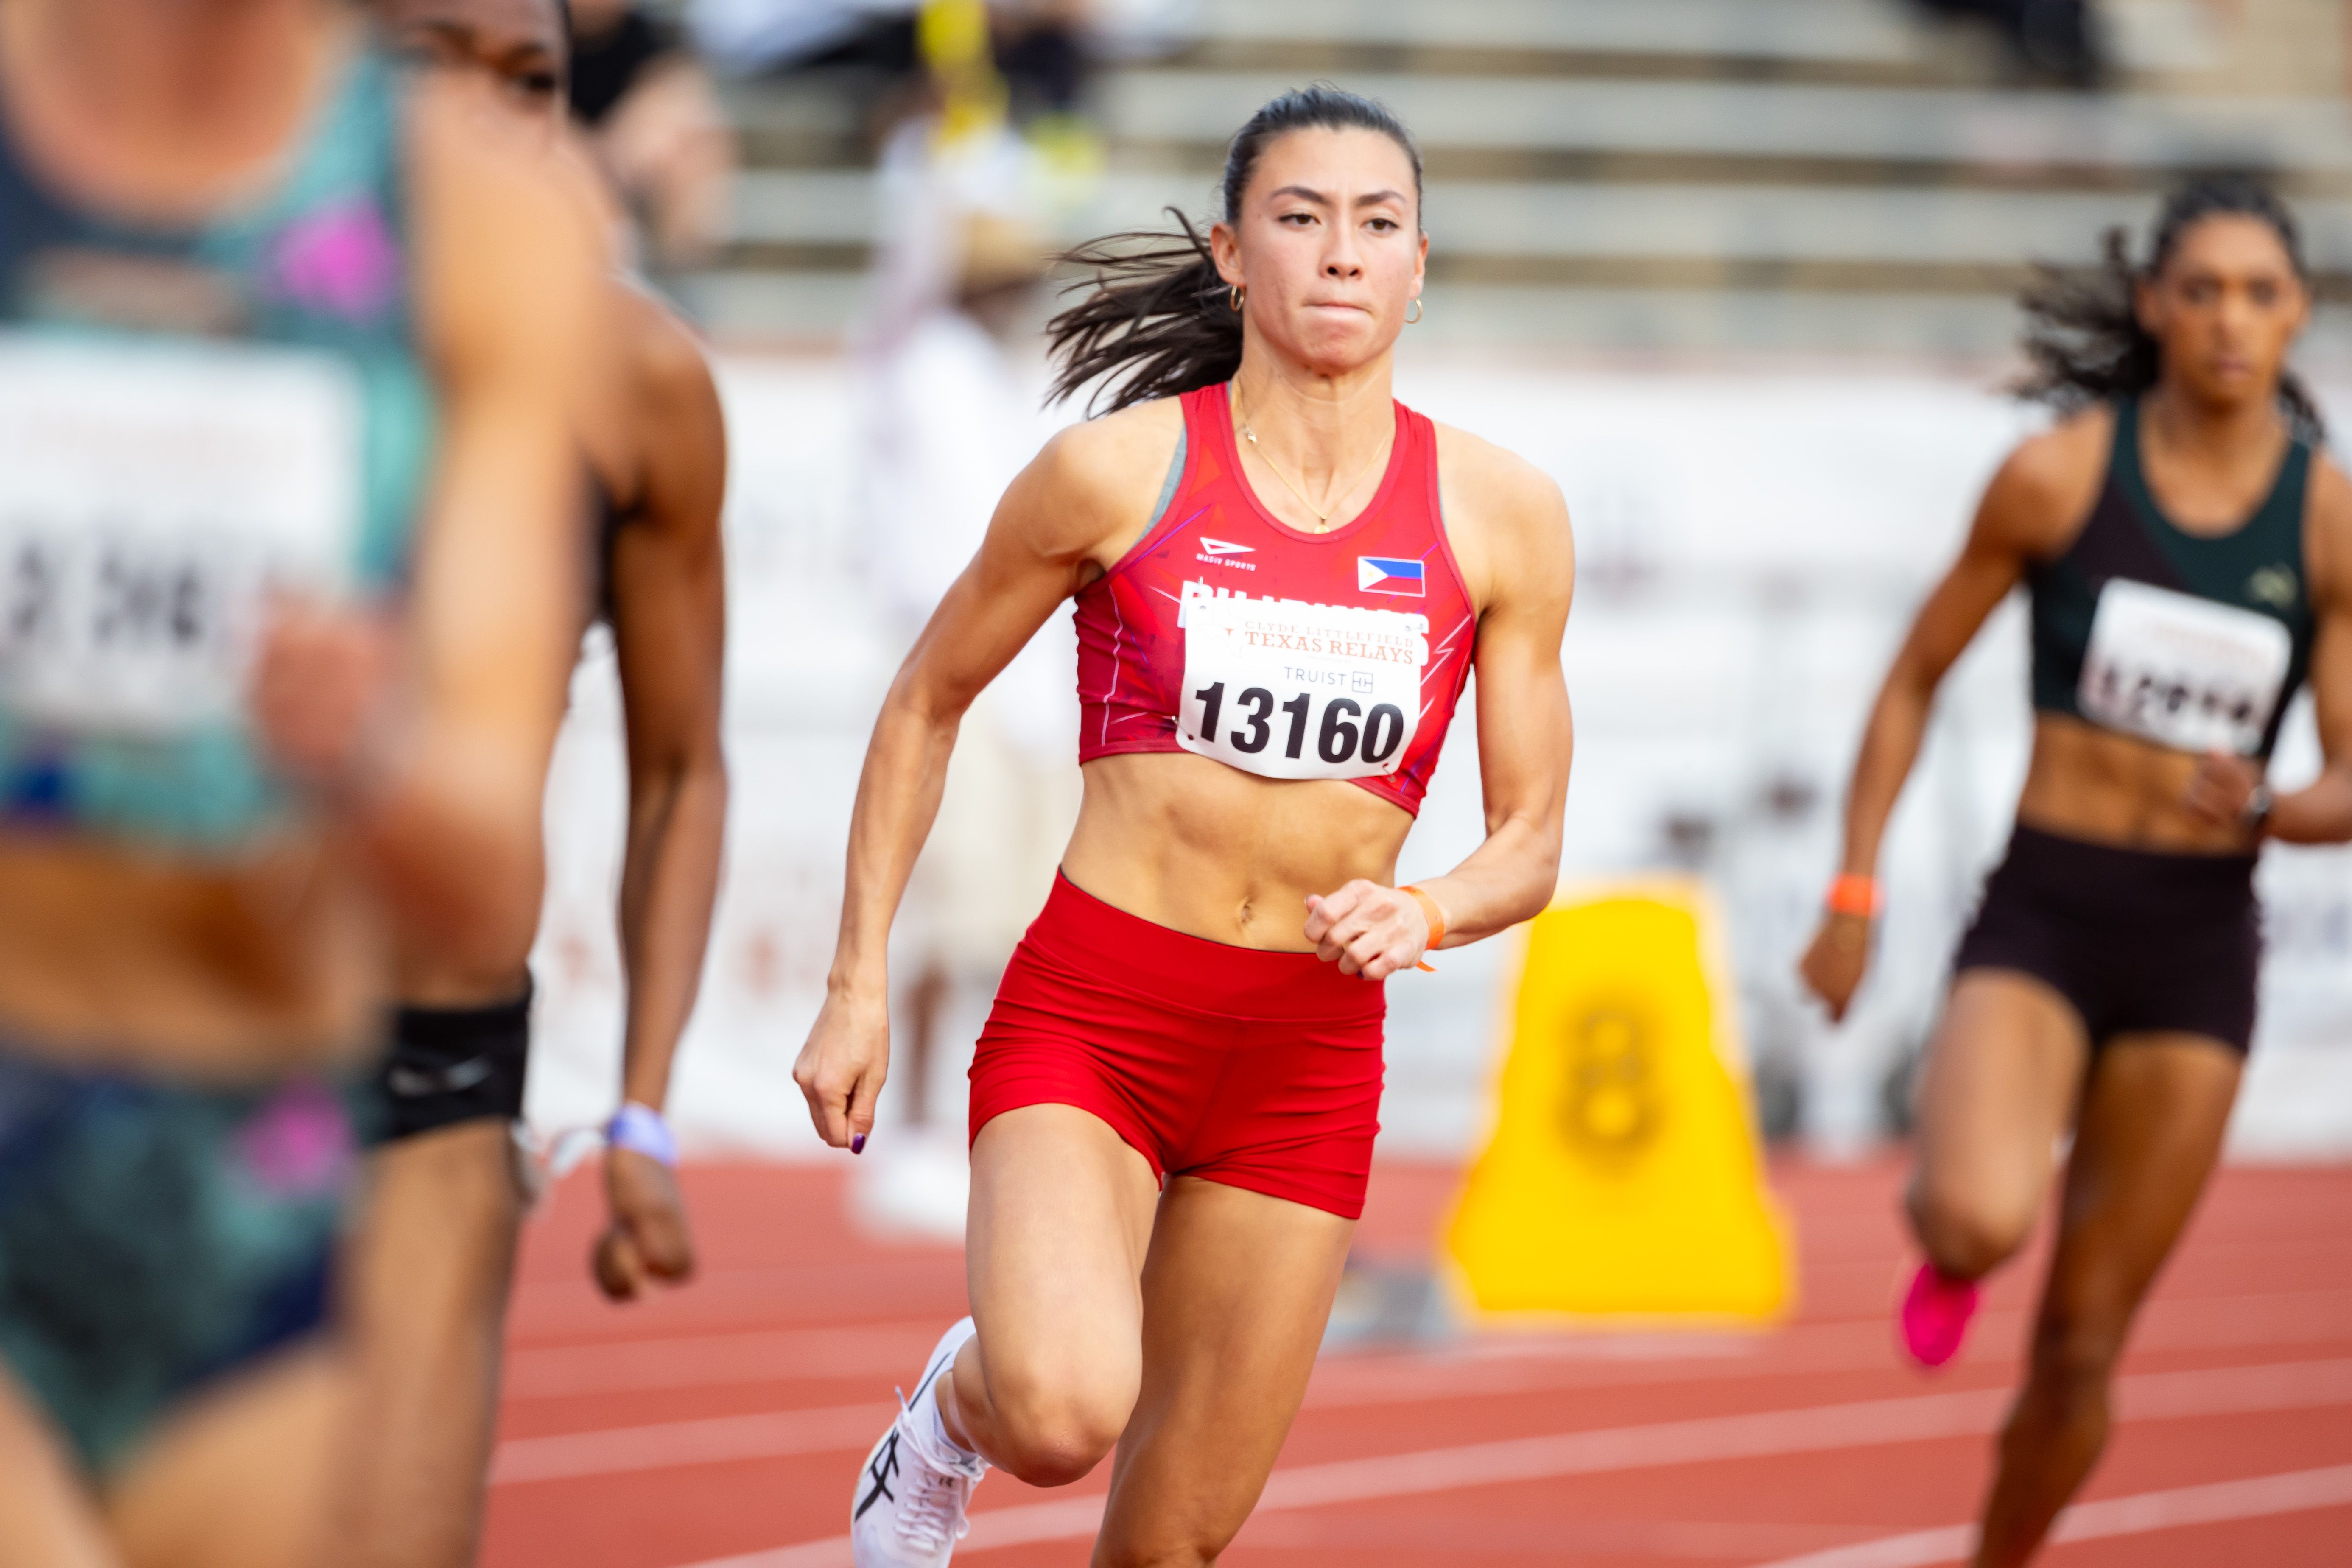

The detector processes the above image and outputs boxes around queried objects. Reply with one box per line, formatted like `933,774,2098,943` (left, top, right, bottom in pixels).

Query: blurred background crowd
527,0,2352,1211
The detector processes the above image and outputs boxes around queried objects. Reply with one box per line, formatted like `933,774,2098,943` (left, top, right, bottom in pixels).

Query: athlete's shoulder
1992,403,2110,516
1024,394,1186,534
610,278,719,428
1429,421,1569,527
1429,421,1571,614
2299,443,2352,606
2305,442,2352,523
403,75,602,361
1043,395,1186,486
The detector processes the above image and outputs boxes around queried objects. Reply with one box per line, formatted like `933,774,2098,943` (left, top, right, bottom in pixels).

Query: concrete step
1189,0,1942,60
722,69,2352,187
1096,71,2352,179
724,169,2352,278
1168,0,2328,95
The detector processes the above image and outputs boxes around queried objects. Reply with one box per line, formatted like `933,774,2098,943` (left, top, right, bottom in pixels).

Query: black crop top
2029,398,2315,760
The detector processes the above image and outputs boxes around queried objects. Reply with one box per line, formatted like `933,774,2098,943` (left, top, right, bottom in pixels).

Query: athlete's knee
1906,1175,2031,1280
1097,1518,1237,1568
979,1359,1132,1488
2027,1299,2129,1400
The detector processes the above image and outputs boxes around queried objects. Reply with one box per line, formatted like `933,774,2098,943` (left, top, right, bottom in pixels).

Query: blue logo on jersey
1358,556,1425,596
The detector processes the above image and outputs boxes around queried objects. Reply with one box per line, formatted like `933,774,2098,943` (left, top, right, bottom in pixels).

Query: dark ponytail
1045,85,1423,415
2016,173,2325,442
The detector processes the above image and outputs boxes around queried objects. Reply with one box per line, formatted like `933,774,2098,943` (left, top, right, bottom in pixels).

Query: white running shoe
851,1318,987,1567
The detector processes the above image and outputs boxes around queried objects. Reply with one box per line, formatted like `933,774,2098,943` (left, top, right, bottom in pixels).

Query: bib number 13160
1189,680,1408,768
1175,585,1427,783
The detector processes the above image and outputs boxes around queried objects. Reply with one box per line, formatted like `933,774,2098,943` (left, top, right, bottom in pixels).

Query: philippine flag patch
1358,556,1426,596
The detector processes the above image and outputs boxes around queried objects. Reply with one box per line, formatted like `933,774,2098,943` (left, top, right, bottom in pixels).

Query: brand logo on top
2247,565,2299,610
1196,537,1257,571
1358,556,1425,597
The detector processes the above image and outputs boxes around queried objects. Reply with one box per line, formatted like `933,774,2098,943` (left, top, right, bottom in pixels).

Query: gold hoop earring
1229,284,1245,313
1406,297,1424,325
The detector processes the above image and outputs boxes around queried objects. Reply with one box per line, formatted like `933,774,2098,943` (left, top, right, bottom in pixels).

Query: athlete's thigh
1911,970,2091,1240
347,1119,523,1368
2042,1036,2243,1328
0,1361,116,1568
1093,1177,1354,1566
106,1342,350,1568
966,1105,1161,1405
335,1118,523,1564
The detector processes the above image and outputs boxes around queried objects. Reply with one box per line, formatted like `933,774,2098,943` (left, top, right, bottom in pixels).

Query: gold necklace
1236,403,1393,533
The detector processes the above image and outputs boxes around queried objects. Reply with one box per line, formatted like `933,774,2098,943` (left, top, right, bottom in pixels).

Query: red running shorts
968,872,1387,1220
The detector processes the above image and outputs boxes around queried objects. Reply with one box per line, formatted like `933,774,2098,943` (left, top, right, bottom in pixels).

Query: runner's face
1214,127,1426,376
377,0,566,127
2139,215,2310,411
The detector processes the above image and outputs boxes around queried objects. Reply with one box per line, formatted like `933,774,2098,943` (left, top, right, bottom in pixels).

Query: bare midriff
0,832,383,1077
2014,712,2260,854
1059,750,1416,950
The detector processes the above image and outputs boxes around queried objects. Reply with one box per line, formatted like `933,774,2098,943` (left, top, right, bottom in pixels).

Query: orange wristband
1401,884,1446,972
1826,873,1883,920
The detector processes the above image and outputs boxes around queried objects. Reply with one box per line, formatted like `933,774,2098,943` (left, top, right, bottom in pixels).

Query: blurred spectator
1914,0,2106,86
687,0,909,75
567,0,738,270
688,0,1102,146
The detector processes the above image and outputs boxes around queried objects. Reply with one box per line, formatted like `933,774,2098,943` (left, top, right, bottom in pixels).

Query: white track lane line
506,1285,2352,1405
503,1322,944,1400
660,1356,2352,1568
490,1402,893,1485
1748,1462,2352,1568
500,1285,2352,1477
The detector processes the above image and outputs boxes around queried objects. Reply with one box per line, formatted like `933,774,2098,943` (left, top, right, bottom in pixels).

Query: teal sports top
0,48,435,846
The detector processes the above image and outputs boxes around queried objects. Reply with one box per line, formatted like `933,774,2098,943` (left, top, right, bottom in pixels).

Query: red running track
482,1157,2352,1567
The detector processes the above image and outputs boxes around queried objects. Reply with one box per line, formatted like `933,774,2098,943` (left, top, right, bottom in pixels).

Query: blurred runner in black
350,0,730,1561
1802,177,2352,1567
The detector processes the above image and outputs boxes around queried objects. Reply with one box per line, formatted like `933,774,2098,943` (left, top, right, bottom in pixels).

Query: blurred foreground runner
0,0,594,1562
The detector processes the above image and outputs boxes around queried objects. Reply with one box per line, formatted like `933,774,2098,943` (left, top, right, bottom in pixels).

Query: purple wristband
606,1102,678,1168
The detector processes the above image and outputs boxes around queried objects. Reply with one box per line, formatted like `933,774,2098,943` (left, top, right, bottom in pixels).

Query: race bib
1175,582,1427,780
2078,578,2292,756
0,334,363,738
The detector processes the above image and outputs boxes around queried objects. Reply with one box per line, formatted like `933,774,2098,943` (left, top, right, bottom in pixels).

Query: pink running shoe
1898,1262,1979,1369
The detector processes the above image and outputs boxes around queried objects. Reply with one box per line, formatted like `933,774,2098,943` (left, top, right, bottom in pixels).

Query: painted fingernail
850,1134,867,1155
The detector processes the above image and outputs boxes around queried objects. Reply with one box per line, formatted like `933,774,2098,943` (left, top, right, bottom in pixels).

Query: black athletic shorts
378,978,533,1141
1952,825,2260,1054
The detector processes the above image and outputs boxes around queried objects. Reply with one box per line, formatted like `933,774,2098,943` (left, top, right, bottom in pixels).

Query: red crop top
1073,382,1477,817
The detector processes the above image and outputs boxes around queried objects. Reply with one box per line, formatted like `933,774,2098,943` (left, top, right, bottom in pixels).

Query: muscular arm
794,405,1177,1147
1800,417,2092,1017
336,79,596,974
1304,431,1575,979
608,294,729,1113
2248,459,2352,843
1417,440,1575,943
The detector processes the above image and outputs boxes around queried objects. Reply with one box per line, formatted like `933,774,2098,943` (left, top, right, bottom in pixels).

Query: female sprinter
0,0,596,1563
795,87,1575,1568
1800,176,2352,1567
349,2,730,1560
